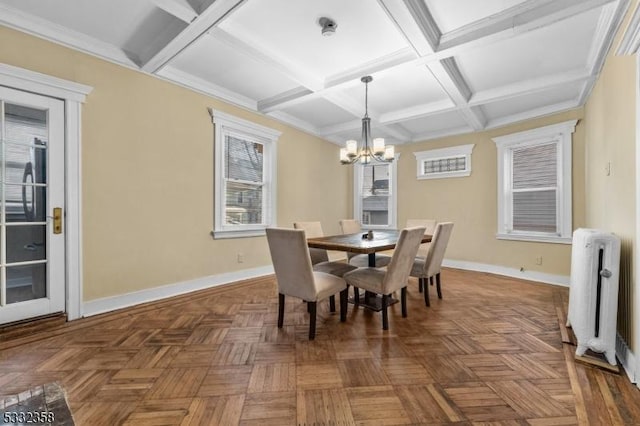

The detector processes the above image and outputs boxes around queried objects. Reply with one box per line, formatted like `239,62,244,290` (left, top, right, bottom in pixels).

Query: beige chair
339,219,391,268
343,226,425,330
406,219,437,259
266,228,348,340
293,222,357,282
410,222,454,307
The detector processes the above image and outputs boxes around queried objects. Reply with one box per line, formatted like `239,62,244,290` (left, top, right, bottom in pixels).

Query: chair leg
308,301,317,340
340,288,348,322
381,295,389,330
329,295,336,312
436,273,442,299
307,302,311,313
401,287,407,318
423,281,430,307
430,276,434,286
278,293,285,328
353,287,360,305
418,278,423,293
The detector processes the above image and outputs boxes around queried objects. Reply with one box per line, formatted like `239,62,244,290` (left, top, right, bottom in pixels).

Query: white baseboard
82,265,274,317
442,259,570,287
616,333,636,383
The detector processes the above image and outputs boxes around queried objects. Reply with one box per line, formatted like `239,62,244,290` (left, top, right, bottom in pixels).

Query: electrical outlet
237,253,244,263
536,256,543,265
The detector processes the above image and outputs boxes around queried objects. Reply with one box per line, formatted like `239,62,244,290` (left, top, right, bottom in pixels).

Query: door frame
0,63,92,321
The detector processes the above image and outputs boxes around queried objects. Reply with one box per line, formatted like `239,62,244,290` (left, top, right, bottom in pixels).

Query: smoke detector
318,17,337,36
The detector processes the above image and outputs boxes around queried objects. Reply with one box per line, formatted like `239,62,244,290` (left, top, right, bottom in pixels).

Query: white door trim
0,62,92,321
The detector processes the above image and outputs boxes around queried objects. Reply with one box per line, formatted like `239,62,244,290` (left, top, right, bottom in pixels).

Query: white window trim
0,63,92,321
353,154,399,230
413,144,475,180
492,120,577,244
210,109,280,239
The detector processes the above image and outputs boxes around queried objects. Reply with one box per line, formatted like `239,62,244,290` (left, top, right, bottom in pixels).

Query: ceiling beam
324,48,417,89
380,99,456,124
254,49,418,113
471,70,594,106
437,0,618,55
379,0,488,131
258,87,316,113
150,0,198,23
141,0,246,73
578,0,630,104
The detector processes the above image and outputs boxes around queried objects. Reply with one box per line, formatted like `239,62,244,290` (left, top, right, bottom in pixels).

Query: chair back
382,227,425,293
424,222,454,277
293,221,324,238
293,221,328,264
406,219,437,258
406,219,437,235
266,228,317,301
339,219,361,234
339,219,362,261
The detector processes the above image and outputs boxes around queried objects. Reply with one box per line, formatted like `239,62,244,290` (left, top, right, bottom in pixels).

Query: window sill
496,233,572,244
211,228,266,239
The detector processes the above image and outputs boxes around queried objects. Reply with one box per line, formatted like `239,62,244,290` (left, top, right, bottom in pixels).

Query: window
211,109,280,239
492,120,576,243
354,158,398,229
414,144,474,179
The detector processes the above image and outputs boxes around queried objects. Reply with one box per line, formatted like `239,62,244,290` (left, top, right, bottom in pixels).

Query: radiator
567,228,621,365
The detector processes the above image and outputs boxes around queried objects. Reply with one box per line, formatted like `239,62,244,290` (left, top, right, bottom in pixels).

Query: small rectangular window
414,144,474,180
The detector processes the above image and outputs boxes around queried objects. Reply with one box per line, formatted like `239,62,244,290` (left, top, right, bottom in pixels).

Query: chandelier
340,76,394,165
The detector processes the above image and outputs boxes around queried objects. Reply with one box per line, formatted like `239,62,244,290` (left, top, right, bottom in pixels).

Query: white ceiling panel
481,83,583,122
280,98,356,129
170,34,299,101
425,0,529,33
218,0,409,79
398,110,470,136
1,0,161,48
0,0,627,145
455,7,601,93
341,65,451,115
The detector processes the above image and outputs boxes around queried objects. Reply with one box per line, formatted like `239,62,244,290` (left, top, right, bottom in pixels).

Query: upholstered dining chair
406,219,437,259
293,221,357,312
343,226,425,330
338,219,391,267
410,222,454,307
266,228,348,340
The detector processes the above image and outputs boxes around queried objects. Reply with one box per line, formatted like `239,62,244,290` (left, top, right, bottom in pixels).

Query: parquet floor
1,268,640,425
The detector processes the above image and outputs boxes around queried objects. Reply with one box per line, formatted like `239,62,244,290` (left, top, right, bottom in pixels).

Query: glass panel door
0,87,65,324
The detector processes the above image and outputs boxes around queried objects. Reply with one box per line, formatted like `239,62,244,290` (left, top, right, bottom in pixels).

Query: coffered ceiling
0,0,630,145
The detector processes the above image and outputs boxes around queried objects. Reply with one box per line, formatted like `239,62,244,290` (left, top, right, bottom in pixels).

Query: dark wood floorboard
1,269,640,425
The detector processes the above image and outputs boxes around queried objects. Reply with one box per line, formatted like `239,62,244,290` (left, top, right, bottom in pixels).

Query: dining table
306,229,432,311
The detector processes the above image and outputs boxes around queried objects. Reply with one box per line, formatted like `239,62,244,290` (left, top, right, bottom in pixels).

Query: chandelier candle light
340,76,395,165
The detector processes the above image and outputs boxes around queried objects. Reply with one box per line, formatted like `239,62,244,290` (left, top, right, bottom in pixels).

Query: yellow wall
395,110,586,277
583,23,637,347
0,26,350,301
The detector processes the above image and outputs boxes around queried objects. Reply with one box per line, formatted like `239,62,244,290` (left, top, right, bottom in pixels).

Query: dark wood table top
307,230,432,254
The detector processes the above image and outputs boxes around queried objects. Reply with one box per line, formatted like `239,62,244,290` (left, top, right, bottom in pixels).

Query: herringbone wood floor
1,268,640,425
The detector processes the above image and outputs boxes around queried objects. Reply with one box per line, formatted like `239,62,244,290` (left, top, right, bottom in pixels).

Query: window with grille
493,120,576,244
211,109,281,239
414,144,474,179
354,157,398,229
